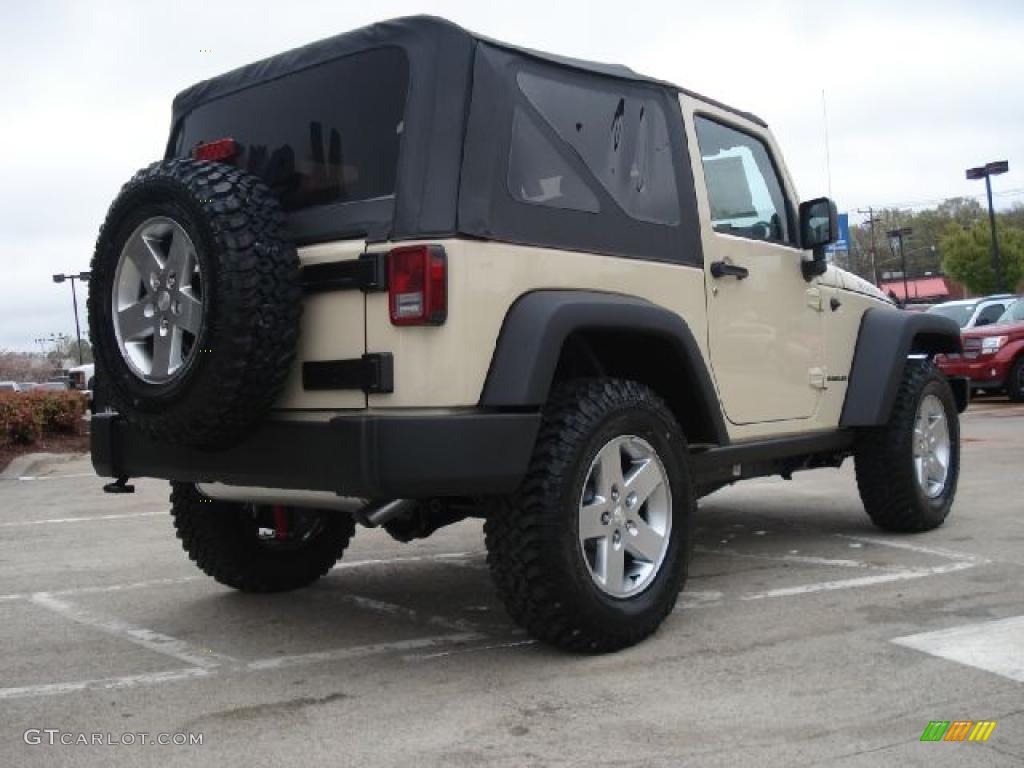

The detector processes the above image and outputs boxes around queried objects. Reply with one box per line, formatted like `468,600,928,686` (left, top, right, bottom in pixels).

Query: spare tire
88,158,301,447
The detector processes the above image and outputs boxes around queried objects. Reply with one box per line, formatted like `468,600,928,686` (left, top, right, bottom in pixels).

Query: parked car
926,295,1018,329
87,16,964,653
0,381,40,393
34,381,70,391
937,299,1024,401
902,303,935,313
68,363,95,393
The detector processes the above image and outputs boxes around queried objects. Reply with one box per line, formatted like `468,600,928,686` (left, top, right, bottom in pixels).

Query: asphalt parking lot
1,399,1022,767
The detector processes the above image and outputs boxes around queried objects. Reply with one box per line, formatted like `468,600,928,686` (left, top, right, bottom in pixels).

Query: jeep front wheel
484,379,693,653
854,360,960,532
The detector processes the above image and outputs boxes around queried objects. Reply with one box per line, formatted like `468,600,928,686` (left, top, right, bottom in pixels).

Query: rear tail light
191,138,238,163
387,245,447,326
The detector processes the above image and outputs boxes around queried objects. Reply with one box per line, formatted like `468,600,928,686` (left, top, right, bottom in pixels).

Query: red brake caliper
272,505,289,541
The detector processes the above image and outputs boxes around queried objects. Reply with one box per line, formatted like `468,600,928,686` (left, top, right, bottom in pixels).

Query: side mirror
798,197,838,280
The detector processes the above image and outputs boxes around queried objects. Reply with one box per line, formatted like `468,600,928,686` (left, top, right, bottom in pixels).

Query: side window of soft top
694,115,792,245
507,70,681,226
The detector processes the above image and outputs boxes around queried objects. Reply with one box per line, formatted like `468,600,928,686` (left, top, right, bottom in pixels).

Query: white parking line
248,633,484,671
693,534,983,604
30,593,236,669
0,566,498,701
0,534,990,700
332,552,475,570
739,560,977,601
837,534,981,563
0,576,202,602
7,472,98,482
339,594,483,634
697,546,882,570
0,511,164,528
404,638,537,661
892,615,1024,683
0,668,211,701
0,553,479,602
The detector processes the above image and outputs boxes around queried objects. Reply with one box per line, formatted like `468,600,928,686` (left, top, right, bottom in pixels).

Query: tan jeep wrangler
88,16,966,652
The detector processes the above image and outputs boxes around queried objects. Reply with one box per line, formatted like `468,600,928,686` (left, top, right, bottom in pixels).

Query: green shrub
25,391,86,433
0,391,87,445
0,394,42,445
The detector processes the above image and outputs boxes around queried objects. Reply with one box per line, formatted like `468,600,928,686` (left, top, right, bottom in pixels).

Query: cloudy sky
1,0,1022,352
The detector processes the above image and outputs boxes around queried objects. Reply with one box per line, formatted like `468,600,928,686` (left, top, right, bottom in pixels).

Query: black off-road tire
171,483,356,593
854,361,960,532
484,378,694,653
88,159,300,447
1007,356,1024,403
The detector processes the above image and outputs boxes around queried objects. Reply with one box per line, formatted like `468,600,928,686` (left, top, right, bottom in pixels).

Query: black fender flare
840,307,962,427
479,290,729,445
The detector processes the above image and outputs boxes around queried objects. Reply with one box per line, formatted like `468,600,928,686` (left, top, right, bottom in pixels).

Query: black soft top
172,15,763,132
169,16,754,263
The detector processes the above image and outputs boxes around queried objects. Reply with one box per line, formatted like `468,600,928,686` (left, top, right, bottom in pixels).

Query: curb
0,452,87,481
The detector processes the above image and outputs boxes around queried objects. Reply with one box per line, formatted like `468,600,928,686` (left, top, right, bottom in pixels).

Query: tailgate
276,239,367,410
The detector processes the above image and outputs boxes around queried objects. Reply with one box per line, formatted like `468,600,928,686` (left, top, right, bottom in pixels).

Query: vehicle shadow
141,496,901,663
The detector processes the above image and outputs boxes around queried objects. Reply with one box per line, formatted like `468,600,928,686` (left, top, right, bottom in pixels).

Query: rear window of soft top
173,47,409,212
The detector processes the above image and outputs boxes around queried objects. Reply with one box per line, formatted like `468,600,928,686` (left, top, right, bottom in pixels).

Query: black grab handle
710,261,750,280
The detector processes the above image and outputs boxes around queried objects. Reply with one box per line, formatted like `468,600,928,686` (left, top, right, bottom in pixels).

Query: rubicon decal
920,720,997,742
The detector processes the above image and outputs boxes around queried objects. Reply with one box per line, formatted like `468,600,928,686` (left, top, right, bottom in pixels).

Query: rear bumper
91,410,540,498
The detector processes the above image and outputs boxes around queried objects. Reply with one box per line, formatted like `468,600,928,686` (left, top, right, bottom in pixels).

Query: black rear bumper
91,410,540,498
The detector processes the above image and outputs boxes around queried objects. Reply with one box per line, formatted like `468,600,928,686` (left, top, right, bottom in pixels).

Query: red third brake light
191,138,238,163
388,245,447,326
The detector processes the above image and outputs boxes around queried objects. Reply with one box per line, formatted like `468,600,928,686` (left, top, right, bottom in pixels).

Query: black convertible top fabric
168,15,742,261
171,15,764,127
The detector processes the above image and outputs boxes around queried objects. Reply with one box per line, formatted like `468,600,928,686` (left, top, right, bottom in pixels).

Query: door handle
710,261,750,280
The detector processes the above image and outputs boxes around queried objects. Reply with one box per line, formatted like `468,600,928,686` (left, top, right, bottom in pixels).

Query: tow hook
103,476,135,494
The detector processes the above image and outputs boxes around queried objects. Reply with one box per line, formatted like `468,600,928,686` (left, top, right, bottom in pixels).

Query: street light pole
966,160,1009,293
887,227,913,306
52,272,91,366
856,207,882,287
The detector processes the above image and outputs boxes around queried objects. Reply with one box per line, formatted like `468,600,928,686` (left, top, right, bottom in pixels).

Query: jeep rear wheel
88,159,301,447
485,379,693,653
171,483,356,593
854,360,960,532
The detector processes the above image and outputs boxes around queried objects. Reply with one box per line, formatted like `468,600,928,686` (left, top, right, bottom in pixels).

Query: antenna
822,89,833,200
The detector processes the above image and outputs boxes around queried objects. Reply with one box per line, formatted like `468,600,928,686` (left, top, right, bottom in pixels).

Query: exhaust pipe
356,499,418,528
195,483,417,529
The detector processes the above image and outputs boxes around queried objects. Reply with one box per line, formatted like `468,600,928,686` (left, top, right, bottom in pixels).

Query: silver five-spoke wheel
913,393,950,499
579,435,672,598
112,216,204,383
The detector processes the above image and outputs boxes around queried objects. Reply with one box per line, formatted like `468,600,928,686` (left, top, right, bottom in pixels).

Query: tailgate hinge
301,253,386,294
303,353,394,393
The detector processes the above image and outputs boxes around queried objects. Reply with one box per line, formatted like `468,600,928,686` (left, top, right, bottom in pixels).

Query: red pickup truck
936,299,1024,401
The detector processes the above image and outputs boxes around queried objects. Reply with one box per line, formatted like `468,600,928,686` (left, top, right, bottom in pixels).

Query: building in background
878,276,968,304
